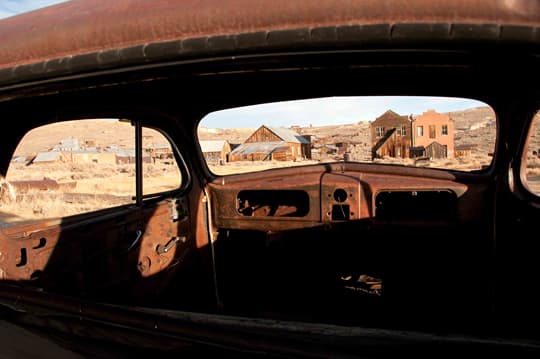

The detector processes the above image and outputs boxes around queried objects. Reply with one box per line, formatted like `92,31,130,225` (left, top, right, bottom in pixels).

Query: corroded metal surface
0,0,539,70
0,199,187,287
0,224,61,281
208,163,468,231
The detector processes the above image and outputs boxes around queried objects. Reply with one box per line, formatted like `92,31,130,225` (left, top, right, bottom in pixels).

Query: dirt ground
1,162,181,222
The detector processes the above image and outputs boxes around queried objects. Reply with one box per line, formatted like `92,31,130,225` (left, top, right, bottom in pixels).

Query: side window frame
520,110,540,197
139,122,190,201
2,118,188,224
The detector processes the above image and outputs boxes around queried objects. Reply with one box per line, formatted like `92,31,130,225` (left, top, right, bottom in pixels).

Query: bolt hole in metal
33,237,47,249
16,248,27,267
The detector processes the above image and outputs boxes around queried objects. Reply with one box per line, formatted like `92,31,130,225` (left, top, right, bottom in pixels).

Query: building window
442,124,448,135
429,125,436,139
401,125,407,136
417,125,424,137
375,126,385,138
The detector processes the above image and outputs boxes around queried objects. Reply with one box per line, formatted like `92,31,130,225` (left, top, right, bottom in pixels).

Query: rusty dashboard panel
208,170,323,231
321,172,366,223
237,190,310,217
208,165,468,232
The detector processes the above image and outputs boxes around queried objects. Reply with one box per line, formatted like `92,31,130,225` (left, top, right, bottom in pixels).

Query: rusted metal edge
1,282,540,356
0,23,539,90
2,0,540,69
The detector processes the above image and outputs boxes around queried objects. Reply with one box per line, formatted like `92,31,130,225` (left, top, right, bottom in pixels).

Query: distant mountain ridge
16,106,501,158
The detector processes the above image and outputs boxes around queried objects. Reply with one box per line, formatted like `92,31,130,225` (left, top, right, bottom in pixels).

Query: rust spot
138,256,151,275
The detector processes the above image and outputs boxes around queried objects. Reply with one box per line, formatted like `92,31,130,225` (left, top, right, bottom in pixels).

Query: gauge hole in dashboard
332,204,350,220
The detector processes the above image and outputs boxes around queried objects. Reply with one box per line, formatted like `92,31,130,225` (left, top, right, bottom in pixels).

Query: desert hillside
13,120,169,157
11,106,540,166
198,106,499,159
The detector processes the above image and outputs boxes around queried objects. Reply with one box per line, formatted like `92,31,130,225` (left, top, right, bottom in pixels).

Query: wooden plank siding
245,126,282,143
371,110,412,159
425,141,448,159
230,125,311,161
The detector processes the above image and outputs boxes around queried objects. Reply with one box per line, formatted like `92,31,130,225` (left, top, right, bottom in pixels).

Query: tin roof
200,140,228,153
115,149,137,157
372,110,410,127
33,151,62,163
68,148,100,154
231,141,288,155
266,127,310,144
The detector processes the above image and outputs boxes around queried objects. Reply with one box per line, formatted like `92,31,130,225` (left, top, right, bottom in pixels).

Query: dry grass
0,190,132,221
1,161,180,222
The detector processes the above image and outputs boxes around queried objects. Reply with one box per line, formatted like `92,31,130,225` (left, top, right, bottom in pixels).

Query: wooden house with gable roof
230,125,311,161
371,110,412,159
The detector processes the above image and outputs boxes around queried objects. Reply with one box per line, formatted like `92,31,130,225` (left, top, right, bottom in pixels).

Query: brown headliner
0,0,539,70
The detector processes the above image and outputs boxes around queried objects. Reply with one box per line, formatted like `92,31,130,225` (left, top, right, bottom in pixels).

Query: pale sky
0,0,69,19
201,96,489,129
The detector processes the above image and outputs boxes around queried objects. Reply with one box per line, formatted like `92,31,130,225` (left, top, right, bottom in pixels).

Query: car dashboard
209,163,469,230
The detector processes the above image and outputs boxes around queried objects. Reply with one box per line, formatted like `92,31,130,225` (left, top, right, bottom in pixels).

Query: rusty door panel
0,198,190,302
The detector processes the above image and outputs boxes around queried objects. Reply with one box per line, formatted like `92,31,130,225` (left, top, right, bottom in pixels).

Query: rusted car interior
1,0,540,357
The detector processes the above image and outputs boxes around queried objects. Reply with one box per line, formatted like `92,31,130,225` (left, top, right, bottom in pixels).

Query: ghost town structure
371,109,455,160
229,125,311,162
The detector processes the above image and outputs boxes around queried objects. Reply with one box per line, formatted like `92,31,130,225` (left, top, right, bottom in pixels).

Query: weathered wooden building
65,150,117,165
454,144,476,158
411,110,455,158
147,144,174,160
371,109,456,160
32,151,64,164
200,140,232,163
32,150,119,165
230,125,311,161
425,141,448,159
371,110,412,159
115,149,151,164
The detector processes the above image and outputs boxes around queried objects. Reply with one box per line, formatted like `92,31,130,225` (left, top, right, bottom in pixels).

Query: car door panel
0,196,191,306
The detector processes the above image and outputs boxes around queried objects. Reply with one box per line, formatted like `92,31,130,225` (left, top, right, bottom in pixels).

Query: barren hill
13,120,169,157
11,106,519,161
200,106,500,161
